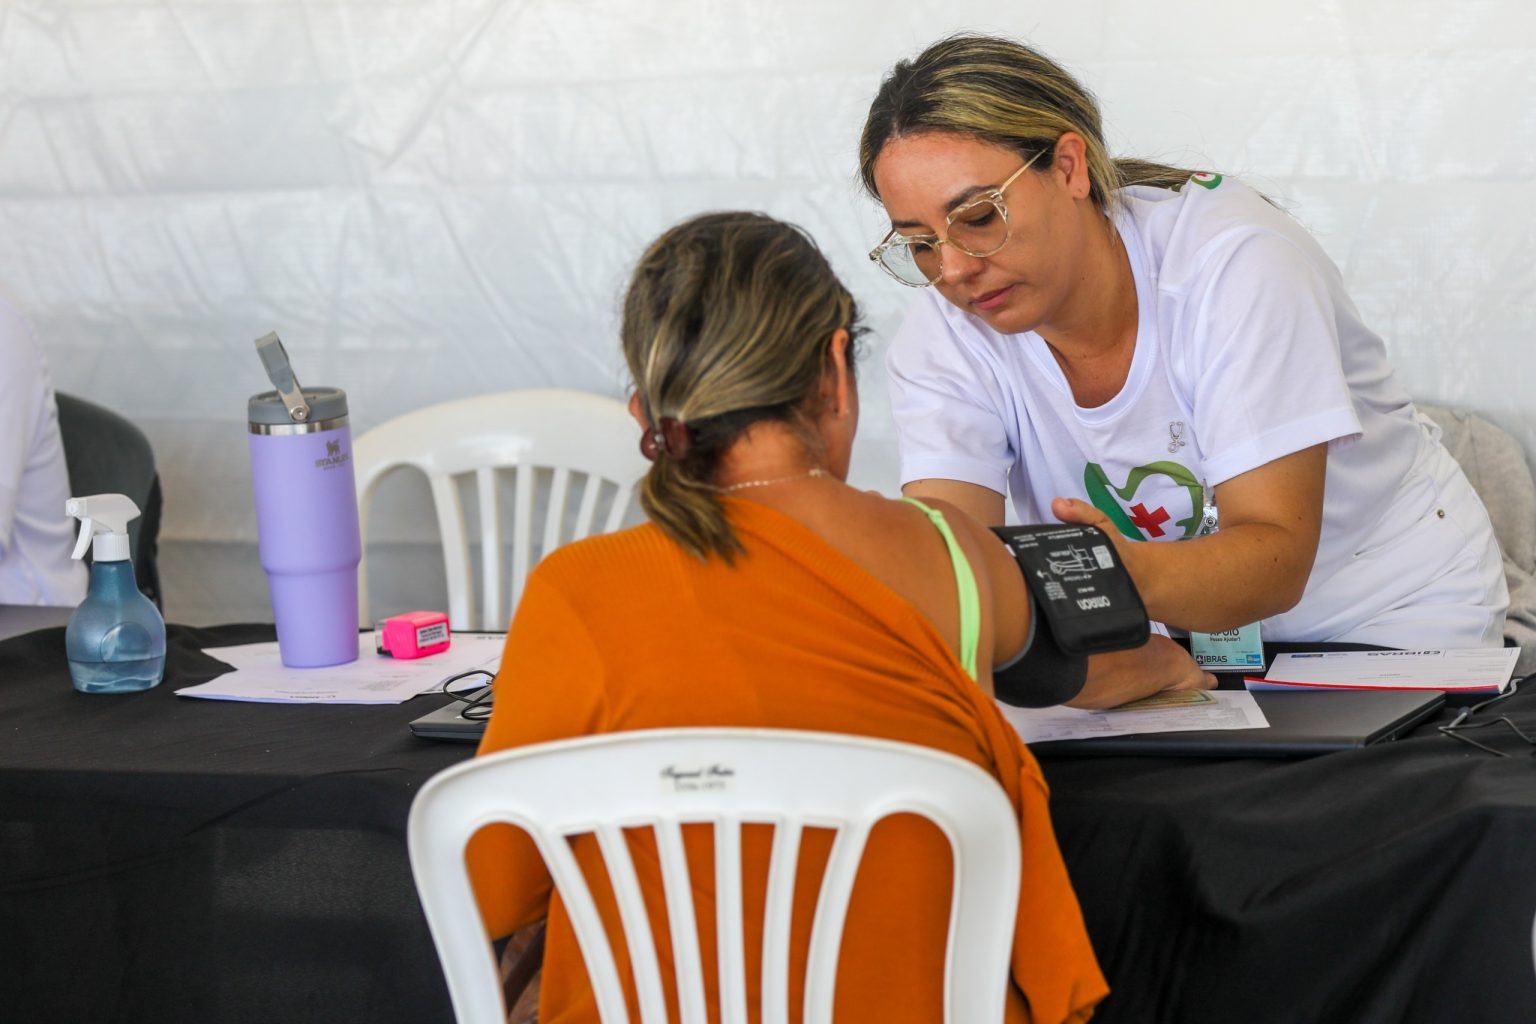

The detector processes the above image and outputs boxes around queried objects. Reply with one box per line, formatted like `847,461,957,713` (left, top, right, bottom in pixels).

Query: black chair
54,393,163,608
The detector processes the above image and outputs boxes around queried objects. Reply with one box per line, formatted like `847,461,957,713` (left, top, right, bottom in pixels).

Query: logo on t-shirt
1188,172,1223,190
1084,461,1203,541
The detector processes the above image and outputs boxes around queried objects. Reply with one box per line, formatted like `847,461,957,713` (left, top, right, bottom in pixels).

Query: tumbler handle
255,331,313,423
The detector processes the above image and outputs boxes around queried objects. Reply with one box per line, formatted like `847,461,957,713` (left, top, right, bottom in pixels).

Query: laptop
411,684,1448,756
1029,688,1446,759
409,685,494,742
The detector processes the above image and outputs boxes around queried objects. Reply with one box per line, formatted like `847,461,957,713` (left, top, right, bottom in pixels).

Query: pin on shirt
1168,420,1187,454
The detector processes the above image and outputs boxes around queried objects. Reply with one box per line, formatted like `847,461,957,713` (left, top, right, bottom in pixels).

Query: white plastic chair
353,388,647,631
407,728,1022,1024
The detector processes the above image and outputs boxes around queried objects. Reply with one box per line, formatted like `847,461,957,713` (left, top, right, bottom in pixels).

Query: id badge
1190,622,1265,671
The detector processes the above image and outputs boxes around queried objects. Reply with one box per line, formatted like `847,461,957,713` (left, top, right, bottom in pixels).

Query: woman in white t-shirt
859,34,1507,675
0,298,87,605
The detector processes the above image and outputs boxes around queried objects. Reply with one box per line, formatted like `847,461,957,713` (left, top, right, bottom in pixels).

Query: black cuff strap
992,592,1088,708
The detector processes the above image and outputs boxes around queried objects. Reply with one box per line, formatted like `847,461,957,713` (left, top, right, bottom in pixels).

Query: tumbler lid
248,387,349,426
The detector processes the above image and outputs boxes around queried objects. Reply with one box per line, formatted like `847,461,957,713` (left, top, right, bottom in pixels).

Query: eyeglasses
868,148,1047,288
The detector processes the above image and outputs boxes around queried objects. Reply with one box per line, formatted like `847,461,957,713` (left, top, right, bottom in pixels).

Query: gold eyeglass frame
868,148,1047,288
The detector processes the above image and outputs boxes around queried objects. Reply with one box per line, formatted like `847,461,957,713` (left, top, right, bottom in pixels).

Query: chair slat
759,818,803,1024
595,824,671,1024
537,830,633,1024
544,466,573,560
356,476,378,626
476,467,502,631
573,473,602,539
714,819,750,1024
428,472,472,630
511,463,535,615
655,819,709,1024
802,823,874,1024
603,478,635,532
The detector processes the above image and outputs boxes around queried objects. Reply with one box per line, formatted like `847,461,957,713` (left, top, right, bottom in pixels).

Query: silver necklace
717,468,830,493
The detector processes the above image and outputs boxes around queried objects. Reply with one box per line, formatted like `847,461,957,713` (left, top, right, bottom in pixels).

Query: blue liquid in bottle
66,559,166,694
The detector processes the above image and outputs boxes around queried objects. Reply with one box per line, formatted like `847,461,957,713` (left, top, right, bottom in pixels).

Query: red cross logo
1128,502,1171,538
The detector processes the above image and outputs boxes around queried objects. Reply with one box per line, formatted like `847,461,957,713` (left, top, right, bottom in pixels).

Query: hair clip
639,416,694,461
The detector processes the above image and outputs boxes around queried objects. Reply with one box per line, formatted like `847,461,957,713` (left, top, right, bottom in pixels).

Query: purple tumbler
247,333,361,667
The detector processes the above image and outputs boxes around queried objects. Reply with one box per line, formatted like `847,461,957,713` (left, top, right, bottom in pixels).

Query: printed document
176,632,503,704
1251,647,1521,694
999,689,1268,745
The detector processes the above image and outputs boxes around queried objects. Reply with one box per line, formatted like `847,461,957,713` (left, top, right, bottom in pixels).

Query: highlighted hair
621,212,863,562
859,34,1201,210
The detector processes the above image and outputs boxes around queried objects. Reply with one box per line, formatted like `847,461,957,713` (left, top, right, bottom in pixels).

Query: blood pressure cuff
989,524,1151,708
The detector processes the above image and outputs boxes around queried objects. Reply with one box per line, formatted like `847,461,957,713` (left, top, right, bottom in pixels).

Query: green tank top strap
899,497,981,680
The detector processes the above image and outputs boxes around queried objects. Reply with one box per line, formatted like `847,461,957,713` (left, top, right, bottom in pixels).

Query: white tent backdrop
5,0,1533,623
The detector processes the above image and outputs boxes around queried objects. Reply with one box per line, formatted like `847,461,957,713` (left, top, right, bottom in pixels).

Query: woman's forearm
1122,522,1315,632
1054,445,1327,633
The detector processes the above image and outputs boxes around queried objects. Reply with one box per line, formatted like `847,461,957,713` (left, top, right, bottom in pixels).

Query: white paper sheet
999,690,1269,745
176,633,504,704
1251,647,1522,694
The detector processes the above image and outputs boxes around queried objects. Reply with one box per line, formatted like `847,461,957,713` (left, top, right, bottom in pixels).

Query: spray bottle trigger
71,517,95,560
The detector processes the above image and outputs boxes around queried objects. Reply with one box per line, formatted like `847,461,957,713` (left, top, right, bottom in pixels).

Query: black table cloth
3,622,1534,1023
1036,687,1536,1023
0,623,468,1024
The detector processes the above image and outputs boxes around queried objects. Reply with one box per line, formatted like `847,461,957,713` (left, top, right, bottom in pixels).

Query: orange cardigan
467,499,1107,1023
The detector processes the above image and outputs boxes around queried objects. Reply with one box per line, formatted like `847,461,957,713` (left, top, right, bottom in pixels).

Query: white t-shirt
887,176,1507,645
0,299,87,606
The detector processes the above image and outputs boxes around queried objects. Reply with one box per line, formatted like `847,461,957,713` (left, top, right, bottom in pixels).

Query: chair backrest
408,728,1021,1024
1418,402,1536,674
54,392,163,607
353,389,648,631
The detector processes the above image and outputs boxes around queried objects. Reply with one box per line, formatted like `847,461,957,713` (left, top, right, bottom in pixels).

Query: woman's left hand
1050,496,1139,573
1050,495,1114,532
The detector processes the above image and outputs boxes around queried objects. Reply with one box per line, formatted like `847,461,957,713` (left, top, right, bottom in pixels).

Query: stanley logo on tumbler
315,437,351,470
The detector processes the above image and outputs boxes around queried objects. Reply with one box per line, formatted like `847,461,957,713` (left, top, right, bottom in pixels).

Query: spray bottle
64,494,167,693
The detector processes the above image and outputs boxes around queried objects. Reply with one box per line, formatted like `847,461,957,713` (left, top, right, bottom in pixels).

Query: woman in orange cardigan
467,212,1209,1023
